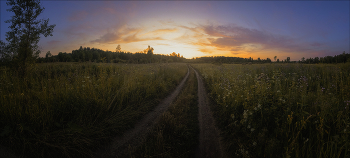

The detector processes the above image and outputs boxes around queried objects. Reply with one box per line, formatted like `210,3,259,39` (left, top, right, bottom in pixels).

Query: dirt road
97,66,190,158
190,65,226,158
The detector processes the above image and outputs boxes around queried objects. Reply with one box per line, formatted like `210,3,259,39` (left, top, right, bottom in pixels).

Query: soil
190,66,226,158
96,66,190,158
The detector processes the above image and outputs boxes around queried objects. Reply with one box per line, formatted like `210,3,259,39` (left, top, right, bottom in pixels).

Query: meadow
130,68,199,157
192,63,350,158
0,62,188,157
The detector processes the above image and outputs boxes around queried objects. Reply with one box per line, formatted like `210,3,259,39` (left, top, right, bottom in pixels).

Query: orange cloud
198,48,213,54
144,28,178,36
90,26,162,44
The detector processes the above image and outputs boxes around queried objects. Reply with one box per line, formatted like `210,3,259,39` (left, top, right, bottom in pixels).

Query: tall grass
0,62,188,157
192,63,350,158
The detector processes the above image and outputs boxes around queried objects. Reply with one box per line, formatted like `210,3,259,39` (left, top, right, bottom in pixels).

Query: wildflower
243,110,249,119
253,142,257,146
258,103,261,109
303,138,309,144
231,114,235,120
247,125,251,129
251,128,255,132
82,81,85,83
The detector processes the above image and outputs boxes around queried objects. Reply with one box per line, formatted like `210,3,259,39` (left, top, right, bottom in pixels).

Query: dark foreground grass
129,68,199,158
0,63,188,158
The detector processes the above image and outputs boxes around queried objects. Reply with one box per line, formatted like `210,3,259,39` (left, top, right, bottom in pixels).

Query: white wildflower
251,128,255,132
243,110,248,119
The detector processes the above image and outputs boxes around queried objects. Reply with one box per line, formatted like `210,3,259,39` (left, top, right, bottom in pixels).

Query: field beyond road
192,63,350,158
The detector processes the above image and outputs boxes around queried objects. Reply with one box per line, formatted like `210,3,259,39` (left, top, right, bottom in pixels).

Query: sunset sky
1,1,349,61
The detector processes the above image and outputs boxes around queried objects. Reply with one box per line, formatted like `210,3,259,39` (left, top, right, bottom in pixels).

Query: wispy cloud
144,28,178,36
68,10,88,22
184,23,327,55
47,40,61,45
90,26,162,44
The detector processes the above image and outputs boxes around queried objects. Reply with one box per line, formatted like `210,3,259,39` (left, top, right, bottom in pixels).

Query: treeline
190,56,273,64
37,46,185,63
299,51,350,64
189,51,350,64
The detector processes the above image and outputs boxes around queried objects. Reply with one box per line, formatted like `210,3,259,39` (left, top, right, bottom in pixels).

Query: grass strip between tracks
129,67,199,158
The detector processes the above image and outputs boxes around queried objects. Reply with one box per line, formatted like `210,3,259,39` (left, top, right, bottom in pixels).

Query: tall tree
274,56,277,62
5,0,55,76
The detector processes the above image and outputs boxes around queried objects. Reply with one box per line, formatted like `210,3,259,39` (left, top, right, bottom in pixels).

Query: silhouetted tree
4,0,55,77
116,45,121,52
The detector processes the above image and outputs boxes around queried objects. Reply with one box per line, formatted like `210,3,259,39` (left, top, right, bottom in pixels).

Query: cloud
62,22,93,39
68,10,88,22
191,24,316,54
47,40,61,45
146,28,178,36
156,43,170,46
198,48,213,54
90,26,162,44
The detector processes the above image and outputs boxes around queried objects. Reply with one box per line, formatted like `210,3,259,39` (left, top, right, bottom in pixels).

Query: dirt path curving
97,66,190,158
190,65,226,158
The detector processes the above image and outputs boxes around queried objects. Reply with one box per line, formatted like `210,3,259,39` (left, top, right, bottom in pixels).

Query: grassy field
129,67,199,158
0,62,188,157
192,63,350,158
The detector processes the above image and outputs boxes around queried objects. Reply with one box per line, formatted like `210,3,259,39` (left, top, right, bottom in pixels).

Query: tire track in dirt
190,65,226,158
97,66,190,158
